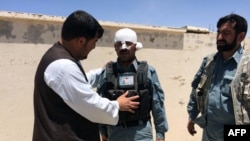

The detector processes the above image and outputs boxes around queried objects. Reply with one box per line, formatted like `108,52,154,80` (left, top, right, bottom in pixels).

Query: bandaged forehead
114,28,143,49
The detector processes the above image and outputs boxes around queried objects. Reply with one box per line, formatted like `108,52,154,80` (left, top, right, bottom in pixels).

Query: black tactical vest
101,61,152,122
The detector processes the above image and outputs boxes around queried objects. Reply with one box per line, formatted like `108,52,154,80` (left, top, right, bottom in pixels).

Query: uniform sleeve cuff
156,132,165,139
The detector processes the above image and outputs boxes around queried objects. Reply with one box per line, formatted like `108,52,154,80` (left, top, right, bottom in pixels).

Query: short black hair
217,13,248,34
61,10,104,41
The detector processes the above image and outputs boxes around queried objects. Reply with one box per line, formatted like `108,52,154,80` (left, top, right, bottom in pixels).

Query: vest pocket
139,89,151,119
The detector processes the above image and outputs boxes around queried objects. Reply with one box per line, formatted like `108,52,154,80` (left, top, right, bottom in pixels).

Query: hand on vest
117,91,140,113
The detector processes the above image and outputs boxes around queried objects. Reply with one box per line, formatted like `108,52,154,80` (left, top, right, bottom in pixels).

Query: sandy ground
0,43,218,141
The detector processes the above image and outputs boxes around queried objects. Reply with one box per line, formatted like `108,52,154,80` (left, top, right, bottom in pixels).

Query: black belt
117,119,148,128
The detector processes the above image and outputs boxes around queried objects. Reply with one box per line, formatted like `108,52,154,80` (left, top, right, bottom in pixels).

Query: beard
216,36,237,52
118,49,135,62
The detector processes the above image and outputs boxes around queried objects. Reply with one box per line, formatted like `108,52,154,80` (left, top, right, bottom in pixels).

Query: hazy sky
1,0,249,36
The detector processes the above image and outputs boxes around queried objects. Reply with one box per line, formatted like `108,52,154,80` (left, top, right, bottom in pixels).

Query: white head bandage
114,28,143,50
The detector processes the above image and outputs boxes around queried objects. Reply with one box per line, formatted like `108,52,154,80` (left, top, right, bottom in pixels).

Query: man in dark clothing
32,10,139,141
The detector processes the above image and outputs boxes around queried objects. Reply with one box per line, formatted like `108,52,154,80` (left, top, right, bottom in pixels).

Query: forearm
187,88,199,120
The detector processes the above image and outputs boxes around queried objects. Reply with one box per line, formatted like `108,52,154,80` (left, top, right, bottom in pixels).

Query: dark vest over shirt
100,61,152,122
32,42,100,141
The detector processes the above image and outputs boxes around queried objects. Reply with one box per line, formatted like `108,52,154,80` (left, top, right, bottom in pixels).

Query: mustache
216,40,227,44
119,49,129,53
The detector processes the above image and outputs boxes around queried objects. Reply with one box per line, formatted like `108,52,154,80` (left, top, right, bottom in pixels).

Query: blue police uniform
97,59,168,141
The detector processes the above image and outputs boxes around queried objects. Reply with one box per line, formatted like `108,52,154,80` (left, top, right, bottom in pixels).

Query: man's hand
187,119,197,136
100,135,108,141
117,91,140,113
